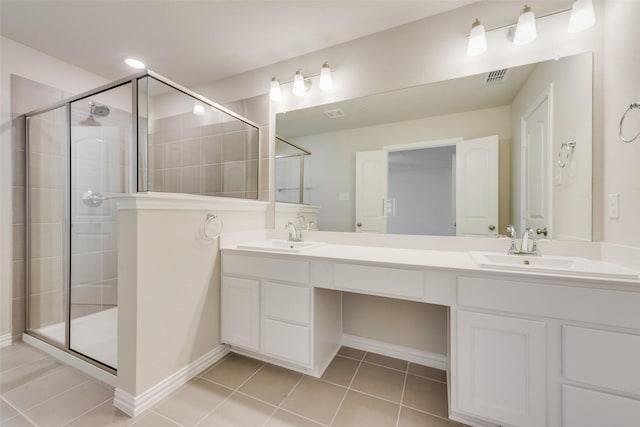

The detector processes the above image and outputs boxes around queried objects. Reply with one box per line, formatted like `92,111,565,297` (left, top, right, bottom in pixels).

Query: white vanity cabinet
221,253,341,376
455,310,546,427
451,275,640,427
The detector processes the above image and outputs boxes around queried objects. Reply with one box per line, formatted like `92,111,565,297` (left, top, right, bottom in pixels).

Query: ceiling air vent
484,68,510,85
324,108,346,119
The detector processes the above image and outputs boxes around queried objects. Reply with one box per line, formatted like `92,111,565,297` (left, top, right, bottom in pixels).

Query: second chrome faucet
506,225,540,256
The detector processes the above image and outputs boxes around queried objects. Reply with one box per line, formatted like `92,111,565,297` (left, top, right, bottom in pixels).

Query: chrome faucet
285,222,303,242
505,225,540,256
305,220,316,231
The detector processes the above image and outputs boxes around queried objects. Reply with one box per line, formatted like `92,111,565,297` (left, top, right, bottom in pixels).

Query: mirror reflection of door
355,136,498,236
521,87,552,238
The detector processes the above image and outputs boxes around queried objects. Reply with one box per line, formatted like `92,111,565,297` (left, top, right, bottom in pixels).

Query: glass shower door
68,83,133,369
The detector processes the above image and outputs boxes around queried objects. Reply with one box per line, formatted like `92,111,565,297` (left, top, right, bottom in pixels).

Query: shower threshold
34,307,118,369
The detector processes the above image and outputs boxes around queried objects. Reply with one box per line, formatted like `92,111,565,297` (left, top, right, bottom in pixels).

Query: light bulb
193,104,205,116
124,58,146,69
270,76,281,101
467,19,487,56
293,69,305,96
568,0,595,33
514,5,537,46
319,62,333,90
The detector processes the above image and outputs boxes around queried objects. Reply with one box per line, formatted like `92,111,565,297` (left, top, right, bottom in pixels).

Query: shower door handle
82,190,106,207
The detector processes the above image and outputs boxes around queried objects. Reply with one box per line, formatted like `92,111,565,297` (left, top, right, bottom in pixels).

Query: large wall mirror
275,52,593,241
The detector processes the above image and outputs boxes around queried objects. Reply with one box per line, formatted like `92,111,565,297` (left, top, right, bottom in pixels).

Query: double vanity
221,238,640,427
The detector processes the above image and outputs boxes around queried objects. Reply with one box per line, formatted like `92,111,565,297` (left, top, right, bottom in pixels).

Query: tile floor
1,342,465,427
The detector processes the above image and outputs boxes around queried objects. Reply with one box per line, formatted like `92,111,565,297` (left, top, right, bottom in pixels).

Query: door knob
488,224,496,231
357,222,362,227
536,227,548,236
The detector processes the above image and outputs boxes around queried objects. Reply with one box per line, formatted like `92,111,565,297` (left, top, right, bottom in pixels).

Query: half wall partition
24,71,260,372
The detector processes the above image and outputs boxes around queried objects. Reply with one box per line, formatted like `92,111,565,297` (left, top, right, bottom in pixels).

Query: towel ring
619,102,640,143
203,213,223,240
557,140,576,168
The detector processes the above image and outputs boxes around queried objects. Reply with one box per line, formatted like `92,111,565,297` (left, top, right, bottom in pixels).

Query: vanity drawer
563,385,640,427
457,276,640,329
262,318,310,366
263,281,311,324
563,326,640,396
334,263,424,300
224,254,309,284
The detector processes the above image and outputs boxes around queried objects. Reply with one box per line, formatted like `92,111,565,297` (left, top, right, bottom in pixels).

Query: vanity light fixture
319,62,333,91
467,2,596,56
567,0,595,33
269,63,335,98
270,76,282,101
467,19,487,56
513,4,537,45
124,57,146,69
293,69,306,96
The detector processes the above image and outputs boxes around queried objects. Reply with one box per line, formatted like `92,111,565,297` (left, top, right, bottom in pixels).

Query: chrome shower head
80,101,110,126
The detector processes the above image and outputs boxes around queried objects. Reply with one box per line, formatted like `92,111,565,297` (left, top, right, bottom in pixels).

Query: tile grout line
259,374,307,427
60,395,113,427
11,378,93,416
326,351,366,426
395,361,410,427
148,408,187,427
0,394,39,427
192,361,267,427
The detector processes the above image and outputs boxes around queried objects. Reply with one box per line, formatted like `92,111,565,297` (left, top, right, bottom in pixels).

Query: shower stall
24,71,260,372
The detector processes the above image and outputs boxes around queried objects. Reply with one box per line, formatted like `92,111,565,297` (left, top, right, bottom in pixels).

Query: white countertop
223,241,640,287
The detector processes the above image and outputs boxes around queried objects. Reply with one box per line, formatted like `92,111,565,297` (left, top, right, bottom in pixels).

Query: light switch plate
339,192,350,201
608,193,620,219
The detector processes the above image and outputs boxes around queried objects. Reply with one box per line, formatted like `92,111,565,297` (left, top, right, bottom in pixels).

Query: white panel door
455,310,546,427
521,88,552,237
455,136,498,236
355,150,388,233
221,276,260,351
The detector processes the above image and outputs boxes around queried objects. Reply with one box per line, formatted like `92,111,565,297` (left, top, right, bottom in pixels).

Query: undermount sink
237,239,326,253
469,251,639,280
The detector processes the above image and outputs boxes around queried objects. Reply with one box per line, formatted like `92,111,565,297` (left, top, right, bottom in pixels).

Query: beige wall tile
180,138,201,167
222,161,246,193
153,143,165,169
11,298,25,337
153,170,165,192
222,131,246,162
164,169,180,193
12,187,25,225
30,256,63,294
29,151,63,190
29,290,64,328
181,111,203,139
245,160,258,192
12,225,25,262
180,166,200,194
201,135,222,165
29,188,63,223
163,116,181,142
165,142,181,168
30,223,62,259
201,164,222,194
12,261,25,299
12,150,25,187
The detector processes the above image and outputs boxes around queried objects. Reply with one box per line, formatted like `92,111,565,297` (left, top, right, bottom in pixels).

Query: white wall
603,0,640,248
0,36,108,340
292,106,511,232
511,53,593,241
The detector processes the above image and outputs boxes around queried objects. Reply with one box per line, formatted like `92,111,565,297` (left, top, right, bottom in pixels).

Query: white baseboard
0,333,13,348
22,333,117,387
342,334,447,370
114,344,230,417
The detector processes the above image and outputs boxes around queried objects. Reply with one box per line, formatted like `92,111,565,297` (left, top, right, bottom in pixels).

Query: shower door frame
23,74,143,374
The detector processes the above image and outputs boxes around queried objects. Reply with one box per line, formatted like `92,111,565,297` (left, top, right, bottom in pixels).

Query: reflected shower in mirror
275,52,593,241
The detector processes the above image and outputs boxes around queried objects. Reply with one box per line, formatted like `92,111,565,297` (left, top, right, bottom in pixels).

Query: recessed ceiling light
124,58,146,69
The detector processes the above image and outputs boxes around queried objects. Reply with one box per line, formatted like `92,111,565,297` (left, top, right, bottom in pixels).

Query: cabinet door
455,310,546,427
221,276,260,351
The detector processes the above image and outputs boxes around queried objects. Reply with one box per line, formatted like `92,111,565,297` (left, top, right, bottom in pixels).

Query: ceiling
0,0,473,87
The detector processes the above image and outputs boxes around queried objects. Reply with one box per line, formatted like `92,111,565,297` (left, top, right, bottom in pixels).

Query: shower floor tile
0,343,465,426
